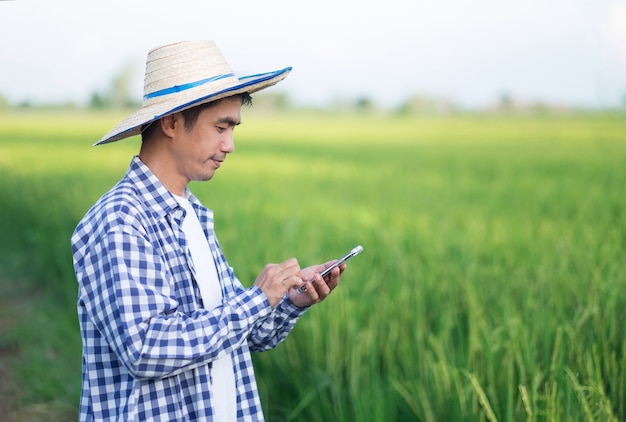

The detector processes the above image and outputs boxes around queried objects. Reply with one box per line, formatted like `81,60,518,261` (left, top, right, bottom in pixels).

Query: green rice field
0,109,625,421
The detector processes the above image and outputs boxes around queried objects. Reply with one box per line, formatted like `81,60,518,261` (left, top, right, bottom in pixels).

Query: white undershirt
174,195,237,421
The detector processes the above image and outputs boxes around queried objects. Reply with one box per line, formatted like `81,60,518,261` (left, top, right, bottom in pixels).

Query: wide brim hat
95,40,291,145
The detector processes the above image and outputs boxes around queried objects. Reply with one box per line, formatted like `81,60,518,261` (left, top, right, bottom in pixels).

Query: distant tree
355,96,374,113
273,93,290,110
0,93,9,109
499,92,513,112
396,95,455,116
89,92,110,109
252,92,291,111
110,64,136,108
88,63,139,109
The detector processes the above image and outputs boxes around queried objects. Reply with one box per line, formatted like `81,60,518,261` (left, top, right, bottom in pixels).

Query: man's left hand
288,261,345,307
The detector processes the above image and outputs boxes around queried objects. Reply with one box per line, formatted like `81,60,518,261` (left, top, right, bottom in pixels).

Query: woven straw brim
94,67,291,145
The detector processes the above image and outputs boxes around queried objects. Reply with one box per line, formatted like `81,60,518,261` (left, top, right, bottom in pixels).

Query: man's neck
138,148,187,196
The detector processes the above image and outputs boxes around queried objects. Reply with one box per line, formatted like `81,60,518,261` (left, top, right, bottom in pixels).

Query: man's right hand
254,258,304,308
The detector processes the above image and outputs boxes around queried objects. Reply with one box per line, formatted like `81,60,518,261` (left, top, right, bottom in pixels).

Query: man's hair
141,93,252,141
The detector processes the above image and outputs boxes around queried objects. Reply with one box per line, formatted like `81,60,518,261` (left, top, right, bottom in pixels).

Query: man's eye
216,126,227,133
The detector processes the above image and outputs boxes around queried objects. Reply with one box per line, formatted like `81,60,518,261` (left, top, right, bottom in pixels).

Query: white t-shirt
174,194,237,421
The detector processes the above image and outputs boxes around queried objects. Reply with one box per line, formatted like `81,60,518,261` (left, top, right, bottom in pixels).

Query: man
71,40,346,421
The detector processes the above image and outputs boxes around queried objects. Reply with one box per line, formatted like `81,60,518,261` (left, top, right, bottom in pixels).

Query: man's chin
191,171,216,183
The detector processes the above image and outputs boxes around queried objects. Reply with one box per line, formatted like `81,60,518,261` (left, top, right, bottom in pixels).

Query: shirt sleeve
210,235,310,353
78,220,273,381
246,295,309,352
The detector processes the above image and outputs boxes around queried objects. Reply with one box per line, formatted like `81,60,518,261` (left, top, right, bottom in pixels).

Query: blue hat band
144,73,235,101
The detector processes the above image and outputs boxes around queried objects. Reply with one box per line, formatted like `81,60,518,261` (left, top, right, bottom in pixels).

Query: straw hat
95,40,291,145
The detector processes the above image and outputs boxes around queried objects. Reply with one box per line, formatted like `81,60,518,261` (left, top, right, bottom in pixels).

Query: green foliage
0,110,625,420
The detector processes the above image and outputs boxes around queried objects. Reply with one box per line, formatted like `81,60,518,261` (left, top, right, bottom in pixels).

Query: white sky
1,0,625,108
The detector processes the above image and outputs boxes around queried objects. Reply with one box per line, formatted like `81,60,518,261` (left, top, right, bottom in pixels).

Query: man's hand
288,261,346,308
254,258,304,308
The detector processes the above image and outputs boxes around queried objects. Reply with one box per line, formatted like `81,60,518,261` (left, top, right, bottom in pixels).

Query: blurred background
1,1,626,421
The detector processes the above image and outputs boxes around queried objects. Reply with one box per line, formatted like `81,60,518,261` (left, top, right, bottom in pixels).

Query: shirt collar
126,156,181,219
125,156,212,224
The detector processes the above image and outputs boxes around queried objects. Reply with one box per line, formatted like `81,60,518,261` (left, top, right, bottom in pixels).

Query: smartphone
296,245,363,294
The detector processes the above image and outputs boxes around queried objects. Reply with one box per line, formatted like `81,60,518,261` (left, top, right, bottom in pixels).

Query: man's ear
159,113,182,138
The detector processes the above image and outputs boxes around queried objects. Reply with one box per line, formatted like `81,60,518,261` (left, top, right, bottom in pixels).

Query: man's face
172,96,242,183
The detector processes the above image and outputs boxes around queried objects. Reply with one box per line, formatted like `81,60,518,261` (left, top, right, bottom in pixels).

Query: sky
1,0,625,109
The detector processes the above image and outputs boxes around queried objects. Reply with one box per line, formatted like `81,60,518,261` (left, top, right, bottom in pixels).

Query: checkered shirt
72,156,307,421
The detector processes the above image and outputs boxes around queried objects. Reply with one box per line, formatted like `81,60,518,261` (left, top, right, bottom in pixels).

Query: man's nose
222,132,235,153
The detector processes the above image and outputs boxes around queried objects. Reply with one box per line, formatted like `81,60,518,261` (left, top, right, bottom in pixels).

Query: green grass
1,109,625,421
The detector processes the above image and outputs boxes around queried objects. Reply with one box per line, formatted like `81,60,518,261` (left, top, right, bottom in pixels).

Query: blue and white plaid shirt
72,156,308,421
